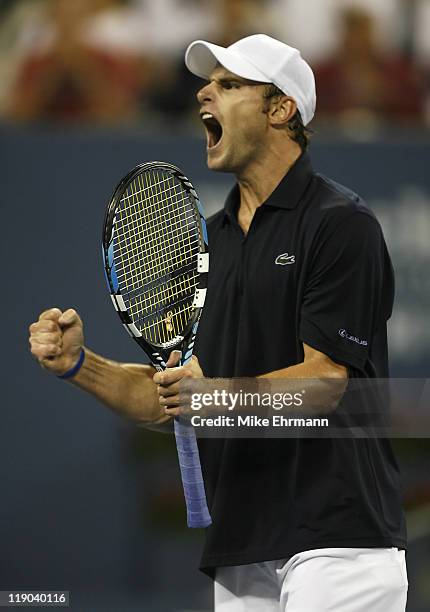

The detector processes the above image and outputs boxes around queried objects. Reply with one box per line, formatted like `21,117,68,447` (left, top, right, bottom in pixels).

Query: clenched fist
29,308,84,376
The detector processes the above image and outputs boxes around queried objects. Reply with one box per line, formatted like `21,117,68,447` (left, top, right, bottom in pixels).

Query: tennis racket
102,161,211,528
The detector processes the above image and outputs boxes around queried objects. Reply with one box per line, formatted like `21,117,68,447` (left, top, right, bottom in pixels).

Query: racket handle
174,417,212,528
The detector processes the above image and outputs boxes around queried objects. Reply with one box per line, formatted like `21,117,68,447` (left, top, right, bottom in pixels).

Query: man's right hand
29,308,84,376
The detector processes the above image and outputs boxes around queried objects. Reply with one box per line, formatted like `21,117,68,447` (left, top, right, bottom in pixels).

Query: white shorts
214,547,408,612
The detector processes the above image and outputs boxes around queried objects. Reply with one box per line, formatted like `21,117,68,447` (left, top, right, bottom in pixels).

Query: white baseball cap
185,34,316,126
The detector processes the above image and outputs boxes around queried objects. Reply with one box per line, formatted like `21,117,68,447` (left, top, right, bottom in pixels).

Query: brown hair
262,83,312,151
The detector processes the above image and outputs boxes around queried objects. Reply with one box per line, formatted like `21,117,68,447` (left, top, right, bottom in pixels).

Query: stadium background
1,0,429,610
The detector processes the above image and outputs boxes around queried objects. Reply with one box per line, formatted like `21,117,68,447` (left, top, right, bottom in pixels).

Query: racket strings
116,197,194,251
129,274,198,345
113,175,147,295
137,186,196,270
112,169,201,344
115,206,197,283
132,269,198,318
142,301,195,343
116,178,196,283
120,175,174,202
130,272,198,344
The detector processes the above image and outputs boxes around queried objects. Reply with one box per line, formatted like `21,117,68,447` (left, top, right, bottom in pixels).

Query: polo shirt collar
223,152,314,223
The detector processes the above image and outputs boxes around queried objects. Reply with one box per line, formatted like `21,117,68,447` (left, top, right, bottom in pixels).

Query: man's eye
222,82,240,90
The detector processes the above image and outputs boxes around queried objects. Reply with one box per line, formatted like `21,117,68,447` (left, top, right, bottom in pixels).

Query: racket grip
174,417,212,528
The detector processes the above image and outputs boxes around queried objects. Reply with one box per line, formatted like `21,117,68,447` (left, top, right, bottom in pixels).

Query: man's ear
268,96,297,126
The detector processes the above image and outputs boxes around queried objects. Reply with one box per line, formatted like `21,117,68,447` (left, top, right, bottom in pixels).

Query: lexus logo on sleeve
275,252,295,266
338,329,368,346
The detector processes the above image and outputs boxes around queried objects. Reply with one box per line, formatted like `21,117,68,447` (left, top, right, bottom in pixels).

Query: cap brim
185,40,271,84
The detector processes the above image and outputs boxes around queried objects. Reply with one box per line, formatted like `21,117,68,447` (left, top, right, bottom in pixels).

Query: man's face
197,66,270,174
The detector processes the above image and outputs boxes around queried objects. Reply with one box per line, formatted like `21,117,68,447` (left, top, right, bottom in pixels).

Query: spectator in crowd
133,0,216,59
216,0,273,47
0,0,49,116
145,0,274,121
131,0,216,121
270,0,403,64
5,0,144,123
313,7,424,127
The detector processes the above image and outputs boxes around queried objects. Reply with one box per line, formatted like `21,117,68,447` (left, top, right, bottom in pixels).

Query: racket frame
102,161,209,369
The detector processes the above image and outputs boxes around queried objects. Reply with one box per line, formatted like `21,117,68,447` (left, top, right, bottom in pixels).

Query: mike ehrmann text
190,415,329,428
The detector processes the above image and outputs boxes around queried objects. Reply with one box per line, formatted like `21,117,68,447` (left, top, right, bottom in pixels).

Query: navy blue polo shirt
194,153,407,574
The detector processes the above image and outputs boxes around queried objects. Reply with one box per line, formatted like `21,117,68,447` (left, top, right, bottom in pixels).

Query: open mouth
201,113,223,149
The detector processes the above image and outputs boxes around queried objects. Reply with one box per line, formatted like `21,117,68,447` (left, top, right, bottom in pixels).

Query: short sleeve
299,212,394,371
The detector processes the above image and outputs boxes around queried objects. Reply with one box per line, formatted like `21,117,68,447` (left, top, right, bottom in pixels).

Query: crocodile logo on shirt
275,252,295,266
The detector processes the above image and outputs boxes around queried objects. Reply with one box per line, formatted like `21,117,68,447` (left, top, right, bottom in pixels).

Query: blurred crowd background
0,0,429,131
1,1,430,611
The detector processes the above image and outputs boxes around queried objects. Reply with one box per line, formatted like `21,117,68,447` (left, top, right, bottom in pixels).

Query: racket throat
149,337,188,370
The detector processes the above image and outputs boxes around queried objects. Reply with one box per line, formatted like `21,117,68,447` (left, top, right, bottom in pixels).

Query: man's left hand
153,351,204,416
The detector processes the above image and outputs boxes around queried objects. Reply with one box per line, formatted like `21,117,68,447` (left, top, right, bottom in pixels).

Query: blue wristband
58,348,85,380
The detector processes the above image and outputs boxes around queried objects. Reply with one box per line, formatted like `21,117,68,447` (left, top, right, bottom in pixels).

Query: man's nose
197,82,214,104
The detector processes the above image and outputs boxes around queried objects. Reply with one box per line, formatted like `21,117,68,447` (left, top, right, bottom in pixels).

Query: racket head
102,161,209,368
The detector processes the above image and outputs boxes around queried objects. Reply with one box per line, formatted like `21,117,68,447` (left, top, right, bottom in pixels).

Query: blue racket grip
171,349,211,528
174,417,212,528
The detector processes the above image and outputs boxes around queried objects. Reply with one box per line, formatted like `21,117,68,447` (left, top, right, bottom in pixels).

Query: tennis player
29,35,408,611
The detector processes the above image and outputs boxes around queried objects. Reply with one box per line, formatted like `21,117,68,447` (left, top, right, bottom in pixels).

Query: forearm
259,358,346,380
258,353,348,413
70,348,170,425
